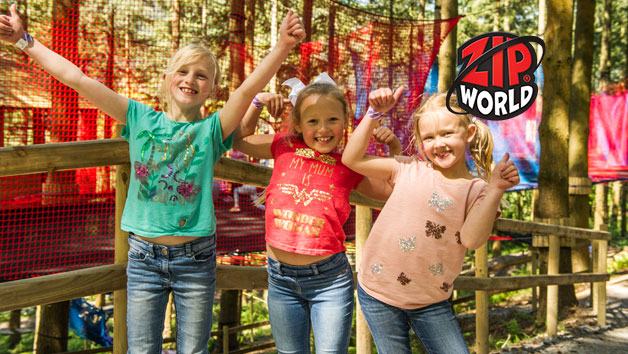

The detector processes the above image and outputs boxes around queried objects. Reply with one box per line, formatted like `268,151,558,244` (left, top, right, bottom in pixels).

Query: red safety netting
0,0,455,281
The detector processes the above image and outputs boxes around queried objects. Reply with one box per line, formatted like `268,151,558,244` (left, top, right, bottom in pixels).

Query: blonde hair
410,92,494,181
289,82,350,134
158,44,221,110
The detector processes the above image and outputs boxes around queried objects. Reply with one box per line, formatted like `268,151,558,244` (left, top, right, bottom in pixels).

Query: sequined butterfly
371,264,383,274
425,220,446,239
397,272,411,285
398,235,416,252
428,262,444,276
455,231,462,244
428,191,453,212
440,282,453,292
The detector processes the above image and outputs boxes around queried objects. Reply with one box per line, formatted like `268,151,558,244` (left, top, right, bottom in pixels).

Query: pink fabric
359,157,493,309
265,134,363,255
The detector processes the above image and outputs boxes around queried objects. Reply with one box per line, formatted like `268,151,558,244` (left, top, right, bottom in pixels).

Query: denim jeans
266,252,354,354
357,282,469,354
126,233,216,354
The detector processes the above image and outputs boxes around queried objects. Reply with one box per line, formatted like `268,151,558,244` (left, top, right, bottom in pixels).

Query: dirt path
498,273,628,353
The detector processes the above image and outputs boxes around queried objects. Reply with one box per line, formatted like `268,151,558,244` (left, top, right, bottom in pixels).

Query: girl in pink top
342,89,520,354
234,74,400,353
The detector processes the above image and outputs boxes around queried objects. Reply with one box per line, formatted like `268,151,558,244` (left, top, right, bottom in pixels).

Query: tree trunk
493,0,501,31
229,0,246,93
171,0,180,53
537,0,578,311
503,0,510,31
215,290,242,352
611,181,622,229
437,0,457,93
328,4,337,78
417,0,426,20
568,0,595,274
35,302,70,354
621,183,627,238
599,0,612,88
245,0,256,76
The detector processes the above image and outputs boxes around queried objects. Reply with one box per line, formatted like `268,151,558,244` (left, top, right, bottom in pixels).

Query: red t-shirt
264,133,364,255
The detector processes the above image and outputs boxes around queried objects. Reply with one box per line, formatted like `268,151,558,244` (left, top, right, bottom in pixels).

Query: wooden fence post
114,125,130,354
475,243,489,354
355,205,373,354
547,233,560,336
593,224,608,327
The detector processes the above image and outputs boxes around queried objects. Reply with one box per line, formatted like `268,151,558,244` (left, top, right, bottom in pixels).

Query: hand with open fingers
256,92,288,118
278,10,306,48
491,153,520,191
368,86,404,113
0,4,24,45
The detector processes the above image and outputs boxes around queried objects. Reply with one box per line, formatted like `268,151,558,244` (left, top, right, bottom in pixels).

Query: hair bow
282,72,337,105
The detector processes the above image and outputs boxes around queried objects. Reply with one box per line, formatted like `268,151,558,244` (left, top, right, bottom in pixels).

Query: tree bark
599,0,612,88
537,0,578,310
568,0,595,274
437,0,457,93
171,0,180,53
229,0,246,93
35,302,69,354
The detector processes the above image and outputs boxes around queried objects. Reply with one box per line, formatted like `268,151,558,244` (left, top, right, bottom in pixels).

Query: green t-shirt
121,99,233,237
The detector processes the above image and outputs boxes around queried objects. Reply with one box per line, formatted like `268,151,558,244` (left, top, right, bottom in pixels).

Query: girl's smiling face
419,112,476,176
294,94,346,154
168,56,216,108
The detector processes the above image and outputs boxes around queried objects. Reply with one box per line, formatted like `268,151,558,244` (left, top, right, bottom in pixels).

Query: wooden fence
0,138,611,354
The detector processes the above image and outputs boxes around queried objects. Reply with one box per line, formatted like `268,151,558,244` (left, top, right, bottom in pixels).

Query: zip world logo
447,32,545,120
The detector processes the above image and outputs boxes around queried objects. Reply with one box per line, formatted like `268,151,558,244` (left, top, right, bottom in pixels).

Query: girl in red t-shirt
234,73,400,353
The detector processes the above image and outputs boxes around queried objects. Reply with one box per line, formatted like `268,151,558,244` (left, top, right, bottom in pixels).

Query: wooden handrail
0,264,610,313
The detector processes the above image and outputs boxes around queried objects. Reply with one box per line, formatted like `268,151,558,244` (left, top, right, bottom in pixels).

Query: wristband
14,31,33,50
366,107,385,121
252,96,265,109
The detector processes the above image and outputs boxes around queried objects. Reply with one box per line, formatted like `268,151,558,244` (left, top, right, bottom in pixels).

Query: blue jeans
357,282,469,354
126,233,216,354
267,252,354,354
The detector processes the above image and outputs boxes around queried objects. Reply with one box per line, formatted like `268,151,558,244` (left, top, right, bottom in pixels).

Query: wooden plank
0,265,611,313
453,273,610,291
495,218,610,241
216,265,268,289
0,139,129,177
0,263,127,313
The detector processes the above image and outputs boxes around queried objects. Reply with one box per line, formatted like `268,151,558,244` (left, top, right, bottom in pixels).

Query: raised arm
342,87,404,180
219,10,305,139
459,153,520,249
232,92,286,159
0,4,128,123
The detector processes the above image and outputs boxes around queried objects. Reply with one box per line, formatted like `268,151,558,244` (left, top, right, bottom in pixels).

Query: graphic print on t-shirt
133,128,208,205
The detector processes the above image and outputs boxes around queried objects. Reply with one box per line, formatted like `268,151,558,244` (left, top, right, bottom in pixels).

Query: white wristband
14,31,33,50
366,107,385,121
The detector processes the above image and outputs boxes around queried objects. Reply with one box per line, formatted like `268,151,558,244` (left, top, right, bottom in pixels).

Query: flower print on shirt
133,128,207,205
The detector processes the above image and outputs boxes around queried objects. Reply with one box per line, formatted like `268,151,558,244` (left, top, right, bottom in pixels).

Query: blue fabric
69,298,113,346
266,252,354,354
357,282,469,354
125,233,216,354
121,99,233,237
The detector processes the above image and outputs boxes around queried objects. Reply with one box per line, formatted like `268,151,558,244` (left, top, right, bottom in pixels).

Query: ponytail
469,119,494,182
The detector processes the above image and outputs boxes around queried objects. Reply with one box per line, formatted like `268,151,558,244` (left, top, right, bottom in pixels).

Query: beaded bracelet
252,96,265,109
14,31,33,50
366,107,385,121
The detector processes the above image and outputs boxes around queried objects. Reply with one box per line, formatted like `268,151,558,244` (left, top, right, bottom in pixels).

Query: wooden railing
0,139,611,354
